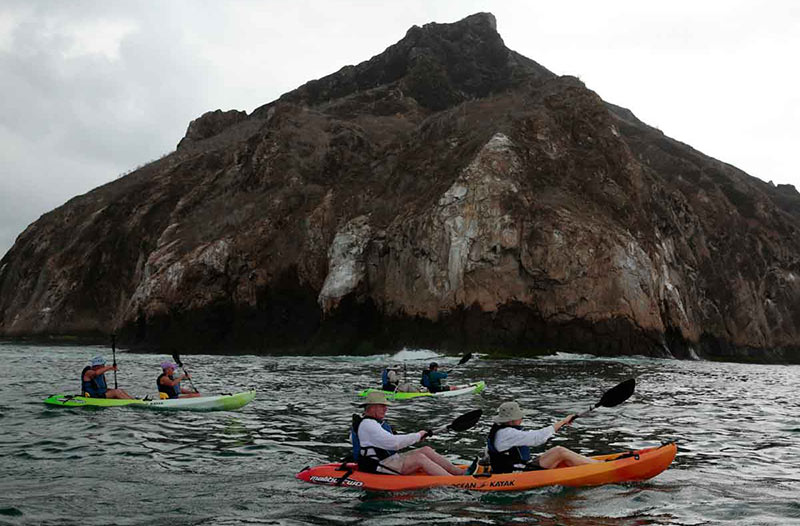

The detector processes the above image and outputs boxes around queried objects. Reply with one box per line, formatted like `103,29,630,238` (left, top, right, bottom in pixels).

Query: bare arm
84,365,116,379
160,374,188,387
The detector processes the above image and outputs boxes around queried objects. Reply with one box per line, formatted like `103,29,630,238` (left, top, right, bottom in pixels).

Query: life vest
351,414,396,473
487,423,531,474
81,366,108,398
157,373,181,399
382,369,398,391
421,369,430,388
422,369,445,392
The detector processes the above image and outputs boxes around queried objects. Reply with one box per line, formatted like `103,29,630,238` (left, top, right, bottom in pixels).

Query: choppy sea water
1,342,799,525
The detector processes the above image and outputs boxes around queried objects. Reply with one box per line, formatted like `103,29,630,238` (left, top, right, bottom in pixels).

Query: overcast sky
1,0,798,258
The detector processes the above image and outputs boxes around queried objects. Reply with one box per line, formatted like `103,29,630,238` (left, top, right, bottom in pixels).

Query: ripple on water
2,345,800,525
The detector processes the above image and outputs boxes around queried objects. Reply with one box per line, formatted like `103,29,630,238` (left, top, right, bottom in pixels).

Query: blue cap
91,356,106,366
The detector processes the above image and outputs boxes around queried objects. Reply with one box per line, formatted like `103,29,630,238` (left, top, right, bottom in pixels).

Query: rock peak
444,12,496,31
253,12,552,115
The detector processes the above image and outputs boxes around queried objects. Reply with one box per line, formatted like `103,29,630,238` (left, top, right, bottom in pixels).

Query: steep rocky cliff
2,13,800,362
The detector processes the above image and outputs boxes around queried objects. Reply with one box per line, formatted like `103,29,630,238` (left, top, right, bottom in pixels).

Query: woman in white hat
486,401,598,473
351,391,477,476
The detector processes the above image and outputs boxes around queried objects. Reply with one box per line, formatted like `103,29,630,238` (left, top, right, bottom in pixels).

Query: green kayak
43,390,256,411
357,381,486,400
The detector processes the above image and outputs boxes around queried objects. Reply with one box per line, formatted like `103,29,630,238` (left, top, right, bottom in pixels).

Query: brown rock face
2,13,800,362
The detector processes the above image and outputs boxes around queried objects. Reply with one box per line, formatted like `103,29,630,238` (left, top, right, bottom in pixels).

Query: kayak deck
43,390,256,411
357,381,486,400
296,443,677,492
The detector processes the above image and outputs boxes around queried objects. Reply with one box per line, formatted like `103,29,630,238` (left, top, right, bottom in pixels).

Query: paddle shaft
446,352,472,373
180,364,199,393
391,364,407,395
111,334,118,389
173,353,199,393
566,378,636,424
567,405,598,423
429,409,482,435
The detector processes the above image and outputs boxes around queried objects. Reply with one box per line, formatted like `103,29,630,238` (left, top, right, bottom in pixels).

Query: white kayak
357,381,486,400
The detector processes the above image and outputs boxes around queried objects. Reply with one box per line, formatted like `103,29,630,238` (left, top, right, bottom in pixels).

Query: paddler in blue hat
81,355,134,399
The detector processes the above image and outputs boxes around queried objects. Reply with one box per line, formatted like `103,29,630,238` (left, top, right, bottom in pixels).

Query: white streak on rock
319,216,372,312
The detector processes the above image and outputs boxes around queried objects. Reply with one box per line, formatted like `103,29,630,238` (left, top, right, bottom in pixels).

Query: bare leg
538,446,600,469
400,446,465,475
105,389,135,400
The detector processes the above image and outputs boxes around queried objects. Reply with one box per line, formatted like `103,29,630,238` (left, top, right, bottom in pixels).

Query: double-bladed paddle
427,409,482,436
567,378,636,423
172,352,199,393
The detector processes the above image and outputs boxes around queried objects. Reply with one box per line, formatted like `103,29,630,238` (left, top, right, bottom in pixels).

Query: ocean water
1,343,799,525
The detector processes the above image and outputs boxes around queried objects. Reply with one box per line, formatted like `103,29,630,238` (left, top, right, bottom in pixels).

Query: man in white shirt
487,401,599,473
352,391,477,476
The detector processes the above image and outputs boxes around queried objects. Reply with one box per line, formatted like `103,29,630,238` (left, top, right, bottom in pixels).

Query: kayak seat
522,456,547,471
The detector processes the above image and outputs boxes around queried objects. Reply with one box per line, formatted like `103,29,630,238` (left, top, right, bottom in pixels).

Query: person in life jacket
81,355,134,399
381,367,400,391
486,401,599,474
157,361,202,399
420,362,457,393
351,391,478,476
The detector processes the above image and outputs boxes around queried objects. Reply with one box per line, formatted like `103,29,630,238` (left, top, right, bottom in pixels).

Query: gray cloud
1,0,798,258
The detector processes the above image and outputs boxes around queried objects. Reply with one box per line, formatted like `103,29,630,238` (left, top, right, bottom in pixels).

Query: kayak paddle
391,363,407,396
429,409,482,436
568,378,635,423
445,352,472,374
172,352,199,393
111,334,118,389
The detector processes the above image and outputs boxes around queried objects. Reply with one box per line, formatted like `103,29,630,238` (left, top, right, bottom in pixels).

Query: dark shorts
523,456,545,471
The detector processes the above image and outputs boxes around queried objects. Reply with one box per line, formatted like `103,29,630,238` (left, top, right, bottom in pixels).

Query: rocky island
1,13,799,363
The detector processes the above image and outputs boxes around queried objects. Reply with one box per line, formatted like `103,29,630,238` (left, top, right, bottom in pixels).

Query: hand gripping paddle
172,352,199,393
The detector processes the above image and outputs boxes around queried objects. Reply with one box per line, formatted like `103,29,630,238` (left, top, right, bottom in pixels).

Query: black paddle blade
172,352,183,367
598,378,636,408
449,409,482,432
457,352,473,366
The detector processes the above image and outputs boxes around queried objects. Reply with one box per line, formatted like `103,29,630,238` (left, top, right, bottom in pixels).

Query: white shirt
493,425,555,453
357,418,422,458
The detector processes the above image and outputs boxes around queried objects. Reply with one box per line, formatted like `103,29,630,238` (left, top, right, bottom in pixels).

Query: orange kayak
296,443,677,492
